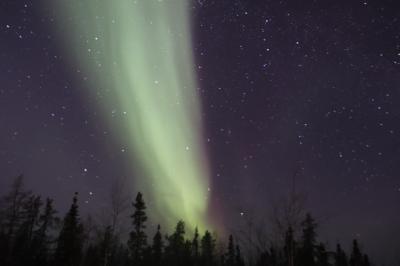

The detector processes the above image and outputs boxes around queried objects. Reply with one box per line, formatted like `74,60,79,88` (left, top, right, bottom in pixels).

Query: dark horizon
0,175,377,266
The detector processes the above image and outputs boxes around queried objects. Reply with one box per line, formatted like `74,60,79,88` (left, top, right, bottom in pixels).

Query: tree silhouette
12,194,42,265
363,254,370,266
152,224,164,266
235,245,245,266
0,175,31,264
54,192,84,266
200,230,216,266
0,180,377,266
298,213,317,266
192,227,200,265
284,226,296,266
349,239,363,266
32,198,58,263
335,244,348,266
165,220,186,266
100,225,116,266
226,235,235,266
128,192,148,265
316,243,328,266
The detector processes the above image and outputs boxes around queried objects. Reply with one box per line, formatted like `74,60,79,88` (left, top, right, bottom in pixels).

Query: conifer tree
226,235,235,266
152,224,164,266
19,195,42,243
298,213,317,266
334,244,348,266
32,198,58,266
128,192,148,265
363,254,370,266
183,239,193,266
12,195,42,265
0,174,31,263
200,230,215,266
284,226,296,266
165,220,186,266
316,243,329,266
54,192,84,266
235,245,245,266
349,239,363,266
192,227,200,263
100,225,115,266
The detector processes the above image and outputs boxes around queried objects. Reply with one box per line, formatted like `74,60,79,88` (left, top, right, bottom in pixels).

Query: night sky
1,0,400,264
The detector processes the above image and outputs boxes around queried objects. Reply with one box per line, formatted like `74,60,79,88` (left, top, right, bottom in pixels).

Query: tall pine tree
0,174,31,265
298,213,317,266
128,192,148,265
226,235,235,266
165,220,186,266
12,195,42,265
54,192,84,266
192,227,200,264
235,245,245,266
349,239,363,266
316,243,328,266
284,226,296,266
32,198,58,266
200,230,215,266
152,224,164,266
334,244,348,266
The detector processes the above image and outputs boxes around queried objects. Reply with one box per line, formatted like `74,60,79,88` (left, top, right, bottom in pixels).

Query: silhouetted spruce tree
12,194,42,265
54,192,84,266
363,254,370,266
284,226,296,266
226,235,235,266
18,195,41,240
349,240,363,266
257,247,282,266
90,242,130,266
99,225,116,266
334,244,348,266
0,175,31,264
165,220,186,266
192,227,200,264
235,245,245,266
183,239,193,266
298,213,317,266
200,230,215,266
31,198,58,266
316,243,329,266
152,224,164,266
128,192,148,265
83,219,117,266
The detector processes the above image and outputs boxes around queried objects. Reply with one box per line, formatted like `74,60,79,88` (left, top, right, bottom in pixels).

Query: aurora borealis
52,0,213,232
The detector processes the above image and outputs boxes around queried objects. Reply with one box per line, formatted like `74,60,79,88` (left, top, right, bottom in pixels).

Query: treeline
0,175,372,266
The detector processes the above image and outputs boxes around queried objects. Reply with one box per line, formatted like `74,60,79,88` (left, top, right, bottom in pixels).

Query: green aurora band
52,0,214,232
